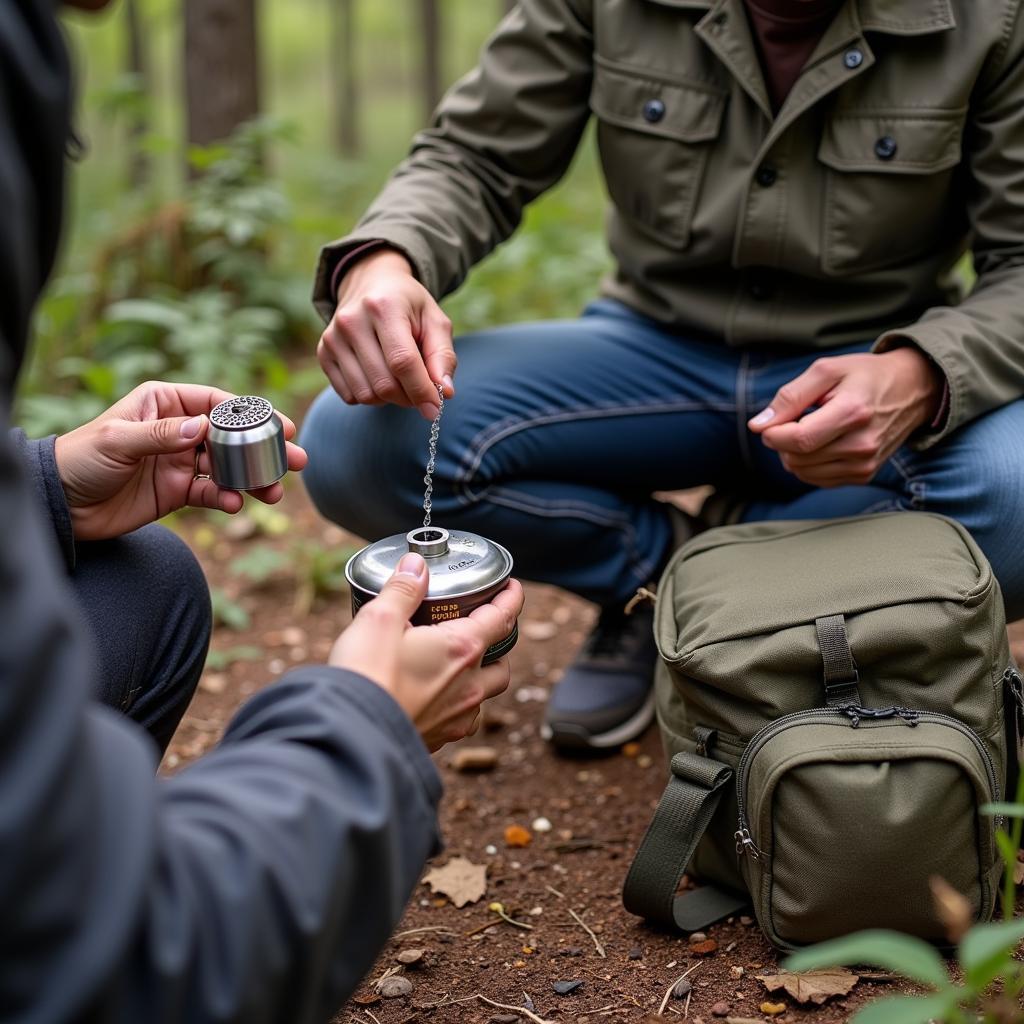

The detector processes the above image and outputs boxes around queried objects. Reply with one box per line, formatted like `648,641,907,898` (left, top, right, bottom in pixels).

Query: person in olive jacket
1,1,523,1021
302,0,1024,752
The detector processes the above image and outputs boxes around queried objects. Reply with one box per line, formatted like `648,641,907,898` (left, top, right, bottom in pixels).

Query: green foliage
787,767,1024,1024
205,645,262,671
209,588,251,632
229,545,293,585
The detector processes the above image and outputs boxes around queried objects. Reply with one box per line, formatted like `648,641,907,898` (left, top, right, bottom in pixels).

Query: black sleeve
0,404,443,1023
8,429,75,569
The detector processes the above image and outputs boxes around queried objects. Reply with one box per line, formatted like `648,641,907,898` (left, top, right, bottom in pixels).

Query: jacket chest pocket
590,56,726,249
817,110,965,275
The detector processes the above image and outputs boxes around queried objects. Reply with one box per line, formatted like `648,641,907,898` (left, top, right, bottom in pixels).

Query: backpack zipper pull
842,705,919,728
734,822,762,860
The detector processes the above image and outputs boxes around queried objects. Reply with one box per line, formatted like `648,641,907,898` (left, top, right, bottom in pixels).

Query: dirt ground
165,484,1024,1024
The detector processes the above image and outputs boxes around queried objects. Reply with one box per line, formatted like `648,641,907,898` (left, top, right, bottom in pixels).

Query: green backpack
623,512,1023,950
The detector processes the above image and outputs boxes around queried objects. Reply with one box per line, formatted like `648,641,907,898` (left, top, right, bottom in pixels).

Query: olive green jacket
314,0,1024,445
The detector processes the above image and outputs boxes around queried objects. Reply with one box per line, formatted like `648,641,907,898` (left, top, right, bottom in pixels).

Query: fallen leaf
352,992,381,1006
504,824,533,848
757,967,859,1005
522,620,558,641
724,1018,764,1024
450,746,499,772
760,1002,786,1016
422,857,487,907
689,939,718,956
1015,860,1024,886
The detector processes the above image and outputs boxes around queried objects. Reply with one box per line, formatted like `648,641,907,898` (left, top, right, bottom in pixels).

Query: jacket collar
643,0,956,35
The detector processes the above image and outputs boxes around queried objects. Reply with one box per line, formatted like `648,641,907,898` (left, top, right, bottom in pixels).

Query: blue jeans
301,299,1024,621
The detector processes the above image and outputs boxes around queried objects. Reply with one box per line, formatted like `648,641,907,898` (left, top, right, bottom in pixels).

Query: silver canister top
209,396,274,430
346,527,513,600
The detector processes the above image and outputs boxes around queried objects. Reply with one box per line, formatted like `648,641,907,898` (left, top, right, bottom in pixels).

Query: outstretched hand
748,348,943,488
54,381,308,541
329,553,525,752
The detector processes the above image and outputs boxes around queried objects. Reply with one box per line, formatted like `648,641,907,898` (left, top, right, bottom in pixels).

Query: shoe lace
583,606,644,659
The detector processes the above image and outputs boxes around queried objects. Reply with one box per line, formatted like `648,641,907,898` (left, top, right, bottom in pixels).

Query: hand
318,248,456,419
748,348,944,488
329,553,524,752
54,382,308,541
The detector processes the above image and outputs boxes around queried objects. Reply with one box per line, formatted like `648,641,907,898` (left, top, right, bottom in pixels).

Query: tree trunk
183,0,261,147
419,0,441,124
330,0,360,155
124,0,149,189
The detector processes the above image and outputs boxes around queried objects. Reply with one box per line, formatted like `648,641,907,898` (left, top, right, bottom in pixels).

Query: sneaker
540,602,658,752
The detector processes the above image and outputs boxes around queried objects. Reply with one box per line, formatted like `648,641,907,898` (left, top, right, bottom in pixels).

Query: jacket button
755,165,777,187
843,48,864,69
643,99,666,124
874,135,898,160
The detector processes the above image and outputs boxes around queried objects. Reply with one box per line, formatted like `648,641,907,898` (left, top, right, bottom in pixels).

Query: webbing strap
815,614,862,708
623,751,747,931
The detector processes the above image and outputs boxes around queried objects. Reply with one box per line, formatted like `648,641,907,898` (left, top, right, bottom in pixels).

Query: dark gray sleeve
8,428,75,568
0,404,443,1023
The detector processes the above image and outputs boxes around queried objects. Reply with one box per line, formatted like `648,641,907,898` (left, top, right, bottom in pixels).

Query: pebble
450,746,499,772
688,931,708,944
637,754,653,768
485,845,498,855
522,620,558,641
729,965,744,980
395,948,424,965
531,816,553,833
711,1002,731,1017
672,979,692,999
529,906,544,916
379,976,413,998
553,980,584,996
557,946,584,957
628,946,643,960
740,916,754,926
200,673,227,695
488,1016,519,1024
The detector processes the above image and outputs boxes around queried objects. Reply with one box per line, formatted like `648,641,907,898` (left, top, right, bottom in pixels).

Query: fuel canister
345,526,517,665
206,395,288,491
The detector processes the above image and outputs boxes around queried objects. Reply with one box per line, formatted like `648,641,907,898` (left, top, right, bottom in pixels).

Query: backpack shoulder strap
623,750,748,931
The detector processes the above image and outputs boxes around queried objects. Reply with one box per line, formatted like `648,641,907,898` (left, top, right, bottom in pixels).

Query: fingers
373,300,446,415
748,358,845,432
760,393,872,456
107,413,210,460
319,328,384,406
419,309,457,399
187,477,244,514
467,579,525,644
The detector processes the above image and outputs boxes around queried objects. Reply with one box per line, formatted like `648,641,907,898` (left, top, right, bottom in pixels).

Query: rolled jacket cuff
312,228,439,324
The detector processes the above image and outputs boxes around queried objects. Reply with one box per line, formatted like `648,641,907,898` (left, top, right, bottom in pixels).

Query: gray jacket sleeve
8,429,76,569
0,404,443,1024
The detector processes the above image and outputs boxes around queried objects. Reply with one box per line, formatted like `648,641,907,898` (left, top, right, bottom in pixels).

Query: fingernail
750,407,775,427
419,402,440,420
397,553,426,578
180,415,204,438
442,374,454,394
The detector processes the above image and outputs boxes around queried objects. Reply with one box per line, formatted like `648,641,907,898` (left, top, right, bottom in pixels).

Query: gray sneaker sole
540,687,657,751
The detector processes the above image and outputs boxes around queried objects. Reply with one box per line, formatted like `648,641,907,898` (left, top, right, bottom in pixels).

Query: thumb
748,360,841,432
374,553,430,621
420,312,457,398
113,414,208,459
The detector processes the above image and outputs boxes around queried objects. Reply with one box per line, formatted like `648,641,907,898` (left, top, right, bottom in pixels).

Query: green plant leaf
229,546,291,583
785,931,949,989
210,589,250,631
981,802,1024,818
850,992,958,1024
205,645,263,671
959,918,1024,990
105,298,187,332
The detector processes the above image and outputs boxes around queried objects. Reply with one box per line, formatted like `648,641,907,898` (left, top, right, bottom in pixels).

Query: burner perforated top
210,396,274,430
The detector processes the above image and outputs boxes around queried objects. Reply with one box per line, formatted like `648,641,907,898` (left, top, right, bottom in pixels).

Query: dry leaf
504,824,533,848
756,968,859,1005
1015,860,1024,886
689,939,718,956
930,875,972,942
422,857,487,907
760,1002,786,1016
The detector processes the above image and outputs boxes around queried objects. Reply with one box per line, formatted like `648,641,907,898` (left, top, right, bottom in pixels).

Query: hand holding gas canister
330,552,525,752
54,381,307,542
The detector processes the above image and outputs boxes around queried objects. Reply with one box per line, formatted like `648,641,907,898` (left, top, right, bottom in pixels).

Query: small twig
363,1011,381,1024
683,990,692,1019
464,919,499,938
554,837,630,854
657,963,702,1016
568,907,606,958
392,925,456,939
545,884,566,899
476,994,555,1024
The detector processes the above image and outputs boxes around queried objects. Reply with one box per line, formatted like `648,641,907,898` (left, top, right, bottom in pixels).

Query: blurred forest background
20,0,609,436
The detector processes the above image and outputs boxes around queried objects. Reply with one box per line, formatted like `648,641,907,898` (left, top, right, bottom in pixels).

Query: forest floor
166,486,1024,1024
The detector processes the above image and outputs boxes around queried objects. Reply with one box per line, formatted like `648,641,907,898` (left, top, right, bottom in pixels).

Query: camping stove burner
209,396,274,430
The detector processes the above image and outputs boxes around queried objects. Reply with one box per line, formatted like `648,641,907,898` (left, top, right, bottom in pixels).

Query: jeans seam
481,485,661,590
888,451,926,509
454,398,736,488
